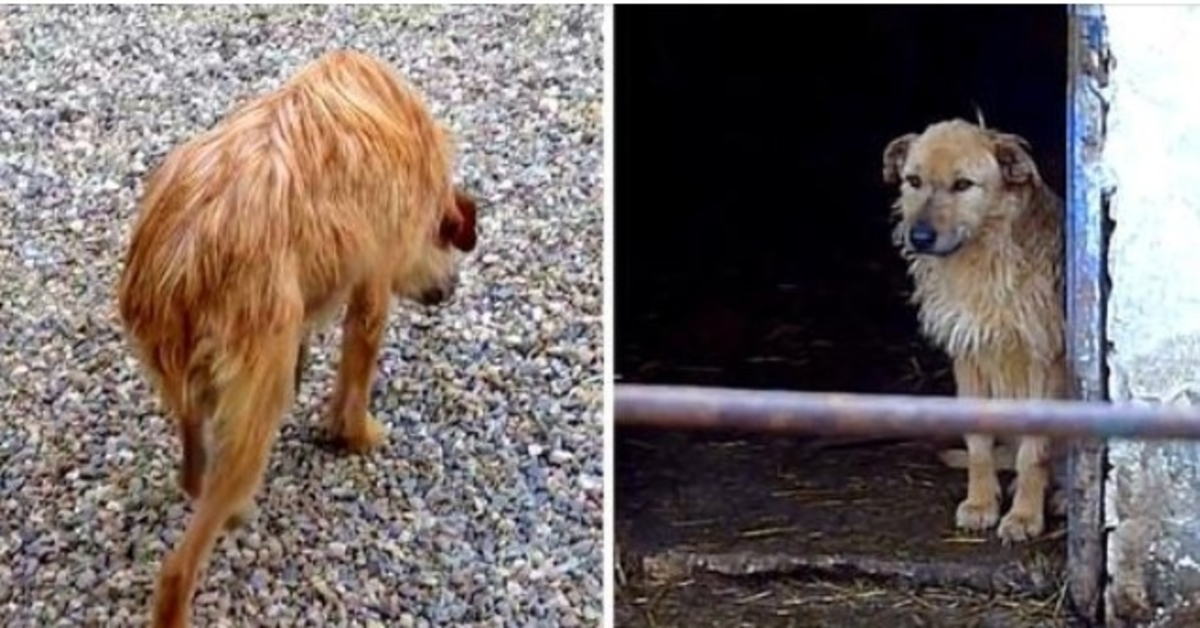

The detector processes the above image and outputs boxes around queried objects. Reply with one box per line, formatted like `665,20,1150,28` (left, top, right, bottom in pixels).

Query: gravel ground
0,5,603,626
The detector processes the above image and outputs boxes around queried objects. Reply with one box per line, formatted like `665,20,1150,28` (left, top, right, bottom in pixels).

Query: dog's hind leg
177,408,208,502
325,279,390,454
158,379,211,503
294,334,310,396
152,315,301,628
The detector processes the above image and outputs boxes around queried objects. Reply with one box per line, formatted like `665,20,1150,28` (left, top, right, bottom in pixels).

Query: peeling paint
1066,5,1110,622
1104,6,1200,625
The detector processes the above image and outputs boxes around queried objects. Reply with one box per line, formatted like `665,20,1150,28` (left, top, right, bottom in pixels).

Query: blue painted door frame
1066,4,1112,624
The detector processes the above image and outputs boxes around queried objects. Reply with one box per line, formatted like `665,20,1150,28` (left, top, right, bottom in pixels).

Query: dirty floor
613,248,1077,626
615,572,1070,628
614,430,1074,627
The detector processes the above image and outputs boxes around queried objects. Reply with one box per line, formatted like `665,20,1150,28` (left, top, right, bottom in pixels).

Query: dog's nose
907,221,938,252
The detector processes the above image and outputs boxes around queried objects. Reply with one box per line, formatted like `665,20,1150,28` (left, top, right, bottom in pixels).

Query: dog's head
882,119,1041,258
401,184,479,307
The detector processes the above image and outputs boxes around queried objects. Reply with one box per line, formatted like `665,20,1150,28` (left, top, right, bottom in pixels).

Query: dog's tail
152,291,303,627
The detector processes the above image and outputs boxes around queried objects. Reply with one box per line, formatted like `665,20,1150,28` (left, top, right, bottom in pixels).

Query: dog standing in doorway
881,118,1066,544
117,49,479,627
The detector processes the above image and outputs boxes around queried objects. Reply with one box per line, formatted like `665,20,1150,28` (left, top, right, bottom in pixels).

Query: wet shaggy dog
117,50,479,627
882,119,1066,544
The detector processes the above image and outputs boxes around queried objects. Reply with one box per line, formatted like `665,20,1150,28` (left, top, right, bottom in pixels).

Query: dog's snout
907,220,938,252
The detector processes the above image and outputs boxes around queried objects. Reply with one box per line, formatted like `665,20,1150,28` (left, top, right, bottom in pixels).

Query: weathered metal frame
615,5,1116,624
1065,5,1112,624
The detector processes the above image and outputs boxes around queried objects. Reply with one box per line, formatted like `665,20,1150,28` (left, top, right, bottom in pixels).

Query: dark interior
615,4,1066,394
614,6,1072,625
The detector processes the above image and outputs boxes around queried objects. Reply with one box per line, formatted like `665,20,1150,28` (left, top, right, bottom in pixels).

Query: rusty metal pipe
615,384,1200,440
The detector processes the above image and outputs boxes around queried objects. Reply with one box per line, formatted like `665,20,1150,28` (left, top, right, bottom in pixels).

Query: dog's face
402,185,479,306
882,120,1040,258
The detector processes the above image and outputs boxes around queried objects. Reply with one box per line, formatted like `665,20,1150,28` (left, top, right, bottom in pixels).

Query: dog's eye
904,175,922,189
951,178,975,192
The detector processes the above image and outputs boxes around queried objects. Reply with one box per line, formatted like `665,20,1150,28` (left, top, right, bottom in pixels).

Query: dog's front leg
996,357,1060,543
958,433,1001,531
325,280,390,454
997,435,1050,543
953,357,1001,531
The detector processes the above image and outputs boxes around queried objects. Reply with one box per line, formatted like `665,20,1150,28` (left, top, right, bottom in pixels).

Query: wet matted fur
117,49,479,627
882,118,1065,545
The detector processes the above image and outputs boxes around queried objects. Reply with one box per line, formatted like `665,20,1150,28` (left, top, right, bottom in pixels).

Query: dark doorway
614,5,1074,626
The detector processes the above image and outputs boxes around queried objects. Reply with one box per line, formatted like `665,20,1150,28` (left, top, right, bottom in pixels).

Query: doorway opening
614,5,1080,626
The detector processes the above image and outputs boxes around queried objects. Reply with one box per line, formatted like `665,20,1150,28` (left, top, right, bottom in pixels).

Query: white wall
1105,6,1200,625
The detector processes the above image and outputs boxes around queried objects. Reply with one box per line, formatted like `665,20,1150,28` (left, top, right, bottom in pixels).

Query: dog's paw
224,503,258,531
337,411,388,454
955,497,1000,531
996,509,1044,545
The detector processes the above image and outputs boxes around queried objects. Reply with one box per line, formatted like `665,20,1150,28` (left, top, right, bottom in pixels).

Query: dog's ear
882,133,918,185
440,186,478,253
992,133,1040,185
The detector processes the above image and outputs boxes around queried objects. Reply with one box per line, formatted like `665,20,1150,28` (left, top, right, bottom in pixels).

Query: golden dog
117,49,479,627
882,118,1065,544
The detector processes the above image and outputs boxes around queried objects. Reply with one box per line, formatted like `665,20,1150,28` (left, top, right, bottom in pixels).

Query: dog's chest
908,256,1060,360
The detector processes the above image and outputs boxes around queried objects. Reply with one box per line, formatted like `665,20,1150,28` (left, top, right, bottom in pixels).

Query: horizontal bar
615,384,1200,440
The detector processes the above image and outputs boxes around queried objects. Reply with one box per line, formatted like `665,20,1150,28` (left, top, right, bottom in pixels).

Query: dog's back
117,50,458,415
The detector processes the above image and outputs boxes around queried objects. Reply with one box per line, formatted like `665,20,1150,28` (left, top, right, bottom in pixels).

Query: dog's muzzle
903,220,965,257
906,219,938,253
